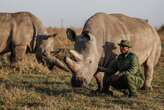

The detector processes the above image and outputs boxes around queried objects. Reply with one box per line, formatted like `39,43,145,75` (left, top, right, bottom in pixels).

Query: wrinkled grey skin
65,12,161,91
0,11,47,66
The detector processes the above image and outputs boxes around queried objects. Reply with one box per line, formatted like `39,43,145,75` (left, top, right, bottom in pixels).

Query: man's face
120,46,129,54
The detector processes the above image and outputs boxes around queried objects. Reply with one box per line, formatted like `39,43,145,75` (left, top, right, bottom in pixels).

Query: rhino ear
66,28,76,41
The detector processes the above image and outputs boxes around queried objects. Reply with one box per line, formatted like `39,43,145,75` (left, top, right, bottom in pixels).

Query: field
0,28,163,110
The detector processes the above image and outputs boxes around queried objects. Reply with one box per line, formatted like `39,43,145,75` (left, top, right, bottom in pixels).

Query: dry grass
0,27,163,110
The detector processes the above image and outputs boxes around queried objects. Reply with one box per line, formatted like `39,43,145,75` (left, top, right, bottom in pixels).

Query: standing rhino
0,11,67,70
65,12,161,90
0,11,47,66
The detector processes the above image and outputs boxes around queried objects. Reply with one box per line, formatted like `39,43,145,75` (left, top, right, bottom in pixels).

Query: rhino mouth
71,75,88,88
35,48,47,64
71,78,83,87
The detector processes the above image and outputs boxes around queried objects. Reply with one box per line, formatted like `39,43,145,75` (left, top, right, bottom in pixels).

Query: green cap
118,40,132,48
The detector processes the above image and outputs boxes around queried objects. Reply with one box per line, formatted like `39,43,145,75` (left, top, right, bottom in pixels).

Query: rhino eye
89,60,92,64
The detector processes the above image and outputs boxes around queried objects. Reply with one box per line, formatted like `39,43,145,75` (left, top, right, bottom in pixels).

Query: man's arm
98,59,118,74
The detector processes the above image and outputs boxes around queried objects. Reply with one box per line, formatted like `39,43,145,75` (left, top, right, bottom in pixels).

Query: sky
0,0,164,28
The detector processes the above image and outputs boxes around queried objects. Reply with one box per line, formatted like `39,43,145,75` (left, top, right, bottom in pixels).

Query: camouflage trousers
103,74,144,93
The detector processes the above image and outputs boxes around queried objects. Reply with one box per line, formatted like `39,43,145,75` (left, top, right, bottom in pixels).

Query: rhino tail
30,22,37,52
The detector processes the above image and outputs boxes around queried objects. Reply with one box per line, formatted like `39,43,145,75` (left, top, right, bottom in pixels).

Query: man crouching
99,40,144,97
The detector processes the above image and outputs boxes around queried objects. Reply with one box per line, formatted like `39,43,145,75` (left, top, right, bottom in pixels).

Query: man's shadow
99,41,118,68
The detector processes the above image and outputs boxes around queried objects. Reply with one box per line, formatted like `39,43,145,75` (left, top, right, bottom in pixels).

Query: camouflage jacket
107,52,144,79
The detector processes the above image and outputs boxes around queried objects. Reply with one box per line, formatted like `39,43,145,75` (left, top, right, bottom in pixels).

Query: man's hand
111,75,120,82
98,66,104,71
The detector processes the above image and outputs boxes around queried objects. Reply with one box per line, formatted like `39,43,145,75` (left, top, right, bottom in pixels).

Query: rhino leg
10,45,26,67
143,62,154,91
10,51,16,67
94,72,104,92
143,51,156,91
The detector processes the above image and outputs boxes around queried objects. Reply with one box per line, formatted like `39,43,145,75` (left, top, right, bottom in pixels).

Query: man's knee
120,74,129,81
120,74,134,87
123,74,143,89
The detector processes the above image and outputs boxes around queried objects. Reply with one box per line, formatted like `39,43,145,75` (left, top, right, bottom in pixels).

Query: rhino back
12,12,47,51
82,12,161,66
11,12,34,46
13,12,46,34
22,12,47,35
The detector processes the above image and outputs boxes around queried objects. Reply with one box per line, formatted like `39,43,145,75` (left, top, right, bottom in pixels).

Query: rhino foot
141,86,153,91
10,62,17,68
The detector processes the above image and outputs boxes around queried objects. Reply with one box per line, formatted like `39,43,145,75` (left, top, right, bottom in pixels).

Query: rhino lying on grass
35,34,69,71
0,11,67,71
65,12,161,91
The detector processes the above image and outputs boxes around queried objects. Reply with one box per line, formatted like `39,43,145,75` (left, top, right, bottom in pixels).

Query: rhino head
35,33,57,64
35,33,69,71
65,28,99,87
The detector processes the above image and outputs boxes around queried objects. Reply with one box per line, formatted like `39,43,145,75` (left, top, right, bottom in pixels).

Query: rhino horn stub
65,57,79,73
42,55,69,72
51,57,69,72
70,50,83,61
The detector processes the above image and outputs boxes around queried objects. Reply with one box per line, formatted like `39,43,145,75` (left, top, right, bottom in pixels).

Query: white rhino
0,11,67,70
0,11,47,66
65,12,161,90
35,33,69,71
